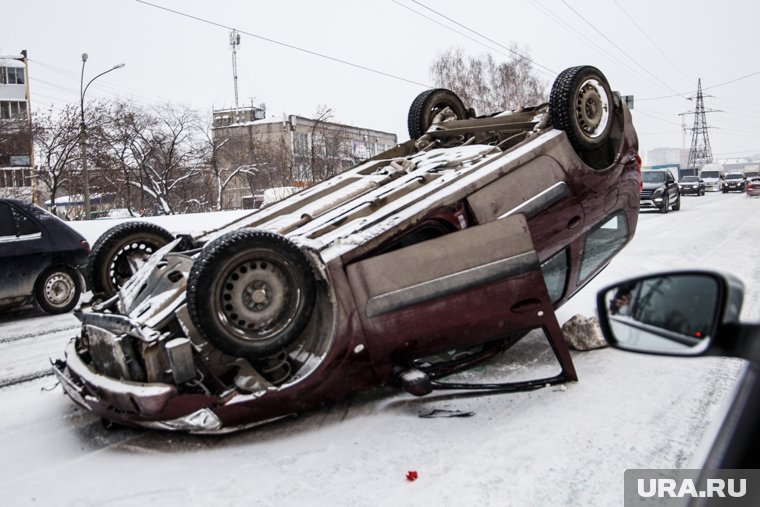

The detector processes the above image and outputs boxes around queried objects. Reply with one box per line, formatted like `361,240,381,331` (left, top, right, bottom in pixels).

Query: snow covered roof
0,57,25,68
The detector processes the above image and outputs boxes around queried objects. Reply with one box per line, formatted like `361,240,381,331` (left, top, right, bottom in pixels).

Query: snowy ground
1,192,758,506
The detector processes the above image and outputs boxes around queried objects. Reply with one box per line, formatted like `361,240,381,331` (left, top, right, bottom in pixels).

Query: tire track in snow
0,323,77,389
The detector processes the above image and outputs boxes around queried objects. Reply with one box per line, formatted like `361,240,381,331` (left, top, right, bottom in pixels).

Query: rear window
0,202,16,237
642,172,667,183
10,205,41,236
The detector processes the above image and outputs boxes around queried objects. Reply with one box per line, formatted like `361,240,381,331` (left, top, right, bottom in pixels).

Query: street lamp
79,53,125,219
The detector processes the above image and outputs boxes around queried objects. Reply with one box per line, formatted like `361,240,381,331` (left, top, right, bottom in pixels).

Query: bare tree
94,100,151,215
33,105,81,214
199,119,259,210
430,47,546,115
126,104,204,215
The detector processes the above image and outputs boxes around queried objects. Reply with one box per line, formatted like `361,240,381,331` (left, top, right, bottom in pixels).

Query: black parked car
678,175,705,196
640,170,680,213
0,199,90,314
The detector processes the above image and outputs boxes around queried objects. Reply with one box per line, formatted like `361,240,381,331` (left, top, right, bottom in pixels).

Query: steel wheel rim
109,242,156,289
575,78,610,139
214,251,302,344
44,272,76,308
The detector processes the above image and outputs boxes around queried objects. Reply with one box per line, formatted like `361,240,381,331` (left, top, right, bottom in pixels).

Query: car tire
672,193,681,211
407,88,469,140
87,221,175,298
549,66,614,153
660,195,670,214
34,266,81,314
187,229,316,358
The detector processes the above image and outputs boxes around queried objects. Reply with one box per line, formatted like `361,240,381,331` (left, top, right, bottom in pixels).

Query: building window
294,133,309,155
0,66,25,85
0,101,28,120
0,168,32,188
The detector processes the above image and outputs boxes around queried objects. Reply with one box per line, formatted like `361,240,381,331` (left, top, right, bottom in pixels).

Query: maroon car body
53,66,640,433
746,177,760,197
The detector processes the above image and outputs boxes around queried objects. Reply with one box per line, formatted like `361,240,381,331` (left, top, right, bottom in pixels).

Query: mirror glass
601,274,720,355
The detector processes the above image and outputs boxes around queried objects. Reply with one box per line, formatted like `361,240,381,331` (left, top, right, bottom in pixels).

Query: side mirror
597,271,744,357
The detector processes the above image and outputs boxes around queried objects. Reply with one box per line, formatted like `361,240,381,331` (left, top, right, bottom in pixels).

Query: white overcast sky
3,0,760,164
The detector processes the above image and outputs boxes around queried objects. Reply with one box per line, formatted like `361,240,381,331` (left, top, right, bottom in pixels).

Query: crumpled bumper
53,340,225,432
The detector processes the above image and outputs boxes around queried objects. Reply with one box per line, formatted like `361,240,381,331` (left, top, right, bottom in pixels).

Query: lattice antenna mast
230,30,241,110
680,79,721,170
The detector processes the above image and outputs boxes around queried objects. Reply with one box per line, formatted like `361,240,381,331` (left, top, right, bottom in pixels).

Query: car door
0,201,47,299
666,173,678,201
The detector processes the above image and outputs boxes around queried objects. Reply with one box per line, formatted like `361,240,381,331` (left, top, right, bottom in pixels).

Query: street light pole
79,53,124,219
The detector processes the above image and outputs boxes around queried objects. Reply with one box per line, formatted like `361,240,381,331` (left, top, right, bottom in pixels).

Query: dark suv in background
0,199,90,314
640,170,680,213
678,175,705,196
722,173,746,193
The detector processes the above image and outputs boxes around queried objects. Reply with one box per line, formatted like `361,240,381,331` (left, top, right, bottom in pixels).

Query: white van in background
699,163,726,192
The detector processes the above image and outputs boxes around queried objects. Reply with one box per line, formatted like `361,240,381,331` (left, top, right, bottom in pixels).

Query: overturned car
53,66,640,433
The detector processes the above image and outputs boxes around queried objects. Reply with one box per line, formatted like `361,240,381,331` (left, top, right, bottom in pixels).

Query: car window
0,202,17,238
579,212,628,281
642,172,666,183
10,205,41,236
541,249,568,304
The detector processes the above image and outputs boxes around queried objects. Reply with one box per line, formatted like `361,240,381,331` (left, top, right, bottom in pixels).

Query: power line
529,0,670,93
634,108,683,126
406,0,556,75
391,0,554,77
135,0,432,89
639,70,760,101
612,0,693,86
558,0,681,96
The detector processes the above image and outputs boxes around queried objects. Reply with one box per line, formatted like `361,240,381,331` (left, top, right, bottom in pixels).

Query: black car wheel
660,195,670,214
672,193,681,211
407,89,469,140
187,229,316,358
550,66,614,153
35,266,81,314
87,222,175,298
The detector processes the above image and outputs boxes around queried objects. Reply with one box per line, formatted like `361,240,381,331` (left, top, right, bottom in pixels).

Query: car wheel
187,229,316,358
407,88,469,140
34,266,81,314
549,66,614,153
672,193,681,211
87,222,175,298
660,195,670,214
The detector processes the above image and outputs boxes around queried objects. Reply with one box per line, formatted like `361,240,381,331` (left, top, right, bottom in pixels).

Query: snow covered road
0,192,757,506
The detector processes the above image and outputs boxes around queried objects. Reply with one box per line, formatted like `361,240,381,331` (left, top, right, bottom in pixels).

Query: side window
579,212,628,281
541,249,568,304
10,205,41,236
0,202,18,238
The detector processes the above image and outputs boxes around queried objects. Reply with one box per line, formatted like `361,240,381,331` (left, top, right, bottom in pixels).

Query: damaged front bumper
53,340,227,432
